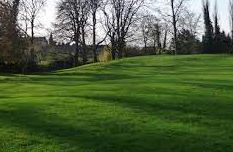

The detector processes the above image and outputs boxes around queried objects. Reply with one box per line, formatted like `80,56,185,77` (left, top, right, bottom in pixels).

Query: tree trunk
118,39,125,59
74,44,79,66
74,32,80,66
81,26,87,64
156,27,161,48
111,37,116,60
163,30,168,49
92,11,97,62
118,43,123,59
31,19,34,45
171,0,177,55
112,47,116,60
143,35,147,52
156,25,162,54
153,37,157,54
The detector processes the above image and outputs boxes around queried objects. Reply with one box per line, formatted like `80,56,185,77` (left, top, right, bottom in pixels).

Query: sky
37,0,231,36
37,0,58,36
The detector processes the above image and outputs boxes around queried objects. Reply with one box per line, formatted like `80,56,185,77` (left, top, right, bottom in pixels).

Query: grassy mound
0,54,233,152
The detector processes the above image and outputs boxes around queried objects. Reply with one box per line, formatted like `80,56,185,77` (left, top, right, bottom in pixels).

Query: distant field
0,54,233,152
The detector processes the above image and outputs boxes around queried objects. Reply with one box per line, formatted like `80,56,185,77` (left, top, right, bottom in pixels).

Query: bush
98,46,112,62
124,46,143,57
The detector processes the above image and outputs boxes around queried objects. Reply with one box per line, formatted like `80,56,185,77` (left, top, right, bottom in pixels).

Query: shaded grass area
0,54,233,152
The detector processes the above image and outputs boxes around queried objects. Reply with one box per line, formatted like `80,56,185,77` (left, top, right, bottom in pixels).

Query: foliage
202,0,232,54
177,29,202,54
0,0,28,70
202,0,214,54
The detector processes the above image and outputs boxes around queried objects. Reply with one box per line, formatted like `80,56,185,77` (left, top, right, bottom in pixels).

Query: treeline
0,0,233,73
54,0,144,65
202,0,232,54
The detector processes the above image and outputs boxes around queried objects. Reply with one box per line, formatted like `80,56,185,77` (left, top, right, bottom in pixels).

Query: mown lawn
0,54,233,152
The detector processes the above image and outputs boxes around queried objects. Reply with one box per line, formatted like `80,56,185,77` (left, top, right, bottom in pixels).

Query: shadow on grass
78,93,233,124
0,106,140,151
0,72,138,87
0,55,233,151
0,101,232,152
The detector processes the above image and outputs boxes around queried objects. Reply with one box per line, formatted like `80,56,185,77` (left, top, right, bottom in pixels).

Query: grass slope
0,54,233,152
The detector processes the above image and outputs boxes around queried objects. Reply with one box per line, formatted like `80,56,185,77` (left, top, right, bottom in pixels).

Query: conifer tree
213,2,221,53
202,0,214,53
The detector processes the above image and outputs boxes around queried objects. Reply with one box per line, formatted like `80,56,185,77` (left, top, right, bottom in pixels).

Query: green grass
0,54,233,152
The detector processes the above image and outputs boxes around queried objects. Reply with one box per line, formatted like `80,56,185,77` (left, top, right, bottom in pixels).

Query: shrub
98,46,112,62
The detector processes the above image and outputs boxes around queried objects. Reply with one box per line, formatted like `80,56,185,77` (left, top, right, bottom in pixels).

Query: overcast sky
38,0,230,36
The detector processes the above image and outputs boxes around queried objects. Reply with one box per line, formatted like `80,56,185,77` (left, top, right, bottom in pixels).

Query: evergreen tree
177,29,202,54
202,0,214,53
213,2,221,53
221,32,232,53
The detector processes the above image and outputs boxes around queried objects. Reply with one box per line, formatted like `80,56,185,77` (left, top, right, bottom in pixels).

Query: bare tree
80,0,90,64
169,0,188,54
140,14,163,54
19,1,29,36
20,0,46,45
56,0,90,65
141,15,151,50
154,23,162,53
162,24,168,50
90,0,103,62
56,0,80,65
180,11,201,37
104,10,117,59
148,16,163,54
104,0,144,59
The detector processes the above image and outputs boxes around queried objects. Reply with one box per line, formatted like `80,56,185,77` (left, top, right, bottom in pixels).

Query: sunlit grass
0,54,233,152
